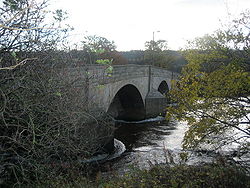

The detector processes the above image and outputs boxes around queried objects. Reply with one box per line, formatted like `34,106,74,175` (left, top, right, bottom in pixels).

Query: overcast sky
51,0,250,51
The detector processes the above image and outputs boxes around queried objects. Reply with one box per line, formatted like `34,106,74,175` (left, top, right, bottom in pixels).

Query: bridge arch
157,80,169,95
107,84,145,121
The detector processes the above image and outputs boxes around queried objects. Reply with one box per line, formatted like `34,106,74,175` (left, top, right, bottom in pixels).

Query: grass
34,162,250,188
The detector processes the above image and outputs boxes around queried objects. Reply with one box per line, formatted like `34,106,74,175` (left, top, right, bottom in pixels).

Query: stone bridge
63,64,178,121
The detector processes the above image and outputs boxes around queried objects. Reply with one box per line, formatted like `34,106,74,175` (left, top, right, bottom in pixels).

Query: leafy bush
100,164,249,188
34,162,250,188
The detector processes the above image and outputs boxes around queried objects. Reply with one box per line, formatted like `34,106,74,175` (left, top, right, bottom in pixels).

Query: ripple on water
79,139,126,164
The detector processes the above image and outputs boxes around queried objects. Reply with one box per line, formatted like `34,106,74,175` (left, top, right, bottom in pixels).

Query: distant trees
82,35,116,53
144,40,186,72
82,35,127,65
167,9,250,162
144,40,168,66
145,39,168,51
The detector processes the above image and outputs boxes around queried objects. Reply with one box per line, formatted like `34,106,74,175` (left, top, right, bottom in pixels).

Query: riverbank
35,161,250,188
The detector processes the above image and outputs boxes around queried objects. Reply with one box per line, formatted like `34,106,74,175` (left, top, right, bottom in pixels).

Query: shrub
0,58,114,186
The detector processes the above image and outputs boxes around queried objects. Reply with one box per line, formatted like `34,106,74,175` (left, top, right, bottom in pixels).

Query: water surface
100,117,249,175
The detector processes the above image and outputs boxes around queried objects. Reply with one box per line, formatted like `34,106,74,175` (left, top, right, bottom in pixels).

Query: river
97,117,211,176
92,116,249,177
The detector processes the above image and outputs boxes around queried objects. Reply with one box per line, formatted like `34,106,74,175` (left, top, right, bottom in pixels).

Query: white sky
51,0,250,51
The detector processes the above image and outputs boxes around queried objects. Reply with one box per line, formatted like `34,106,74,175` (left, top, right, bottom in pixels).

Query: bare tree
0,1,114,186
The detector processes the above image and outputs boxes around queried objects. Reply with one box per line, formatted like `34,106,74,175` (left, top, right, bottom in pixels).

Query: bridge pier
145,89,168,118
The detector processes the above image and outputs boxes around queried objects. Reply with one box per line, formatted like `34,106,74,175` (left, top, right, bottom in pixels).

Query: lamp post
152,31,160,66
148,31,160,93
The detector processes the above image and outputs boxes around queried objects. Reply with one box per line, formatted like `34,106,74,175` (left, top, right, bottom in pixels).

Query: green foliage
96,59,112,65
103,164,249,188
144,40,168,67
144,40,186,72
35,163,250,188
3,0,24,11
145,40,168,51
53,9,68,22
167,9,250,151
81,35,116,68
82,35,115,86
82,35,116,53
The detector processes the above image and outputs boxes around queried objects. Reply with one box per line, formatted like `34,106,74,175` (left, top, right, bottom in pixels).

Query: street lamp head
153,30,160,34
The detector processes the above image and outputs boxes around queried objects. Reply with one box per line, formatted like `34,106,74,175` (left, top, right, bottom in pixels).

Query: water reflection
115,118,176,151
